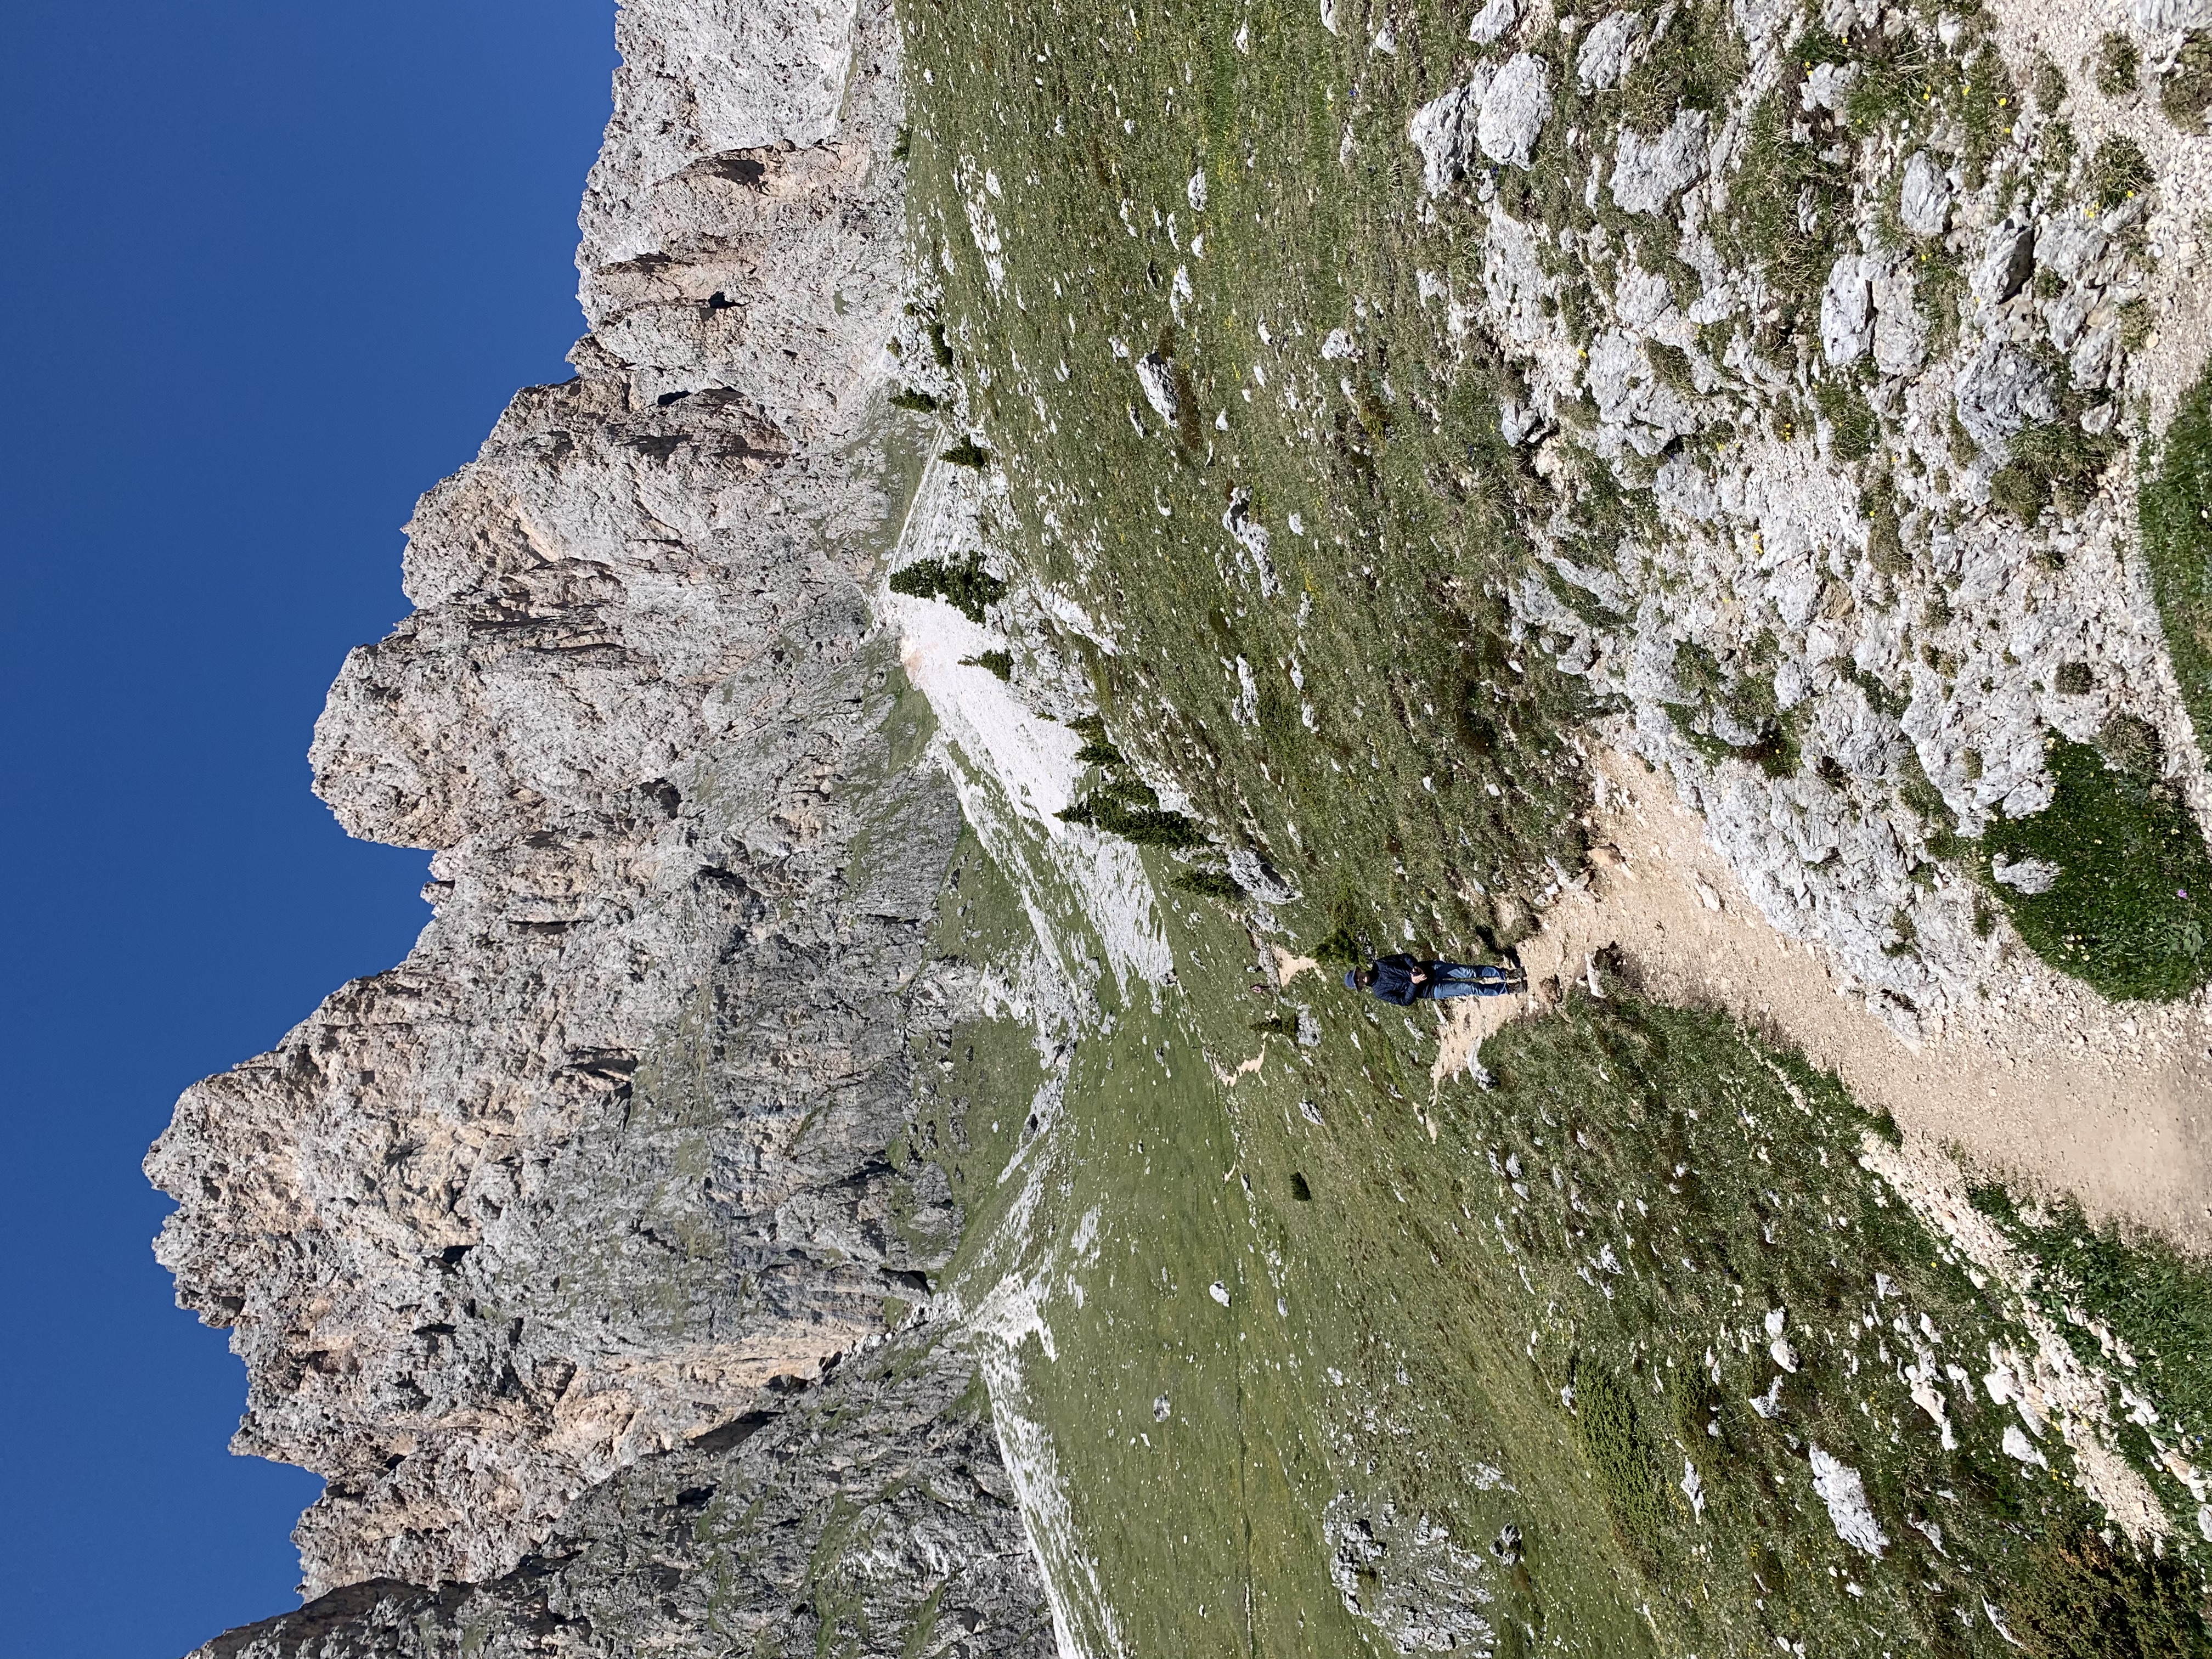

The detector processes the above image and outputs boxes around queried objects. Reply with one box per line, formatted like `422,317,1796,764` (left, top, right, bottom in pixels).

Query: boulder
1576,10,1643,90
1871,265,1927,374
1953,340,2057,449
1408,77,1488,194
2070,323,2120,393
1970,218,2035,306
1478,53,1553,167
1802,60,1859,111
1611,110,1708,213
1821,255,1875,365
2035,215,2108,284
1136,351,1181,424
1468,0,1517,42
1899,150,1951,237
1991,854,2059,895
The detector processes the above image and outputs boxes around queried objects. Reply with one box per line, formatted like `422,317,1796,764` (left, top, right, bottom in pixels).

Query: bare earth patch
1435,751,2212,1251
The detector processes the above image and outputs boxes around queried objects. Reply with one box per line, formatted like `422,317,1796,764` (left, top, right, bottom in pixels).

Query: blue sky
0,4,614,1652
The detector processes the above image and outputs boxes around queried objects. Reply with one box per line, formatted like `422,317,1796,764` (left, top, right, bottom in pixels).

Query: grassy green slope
889,0,2212,1646
2143,364,2212,765
909,815,2210,1657
900,0,1593,966
894,0,2212,1007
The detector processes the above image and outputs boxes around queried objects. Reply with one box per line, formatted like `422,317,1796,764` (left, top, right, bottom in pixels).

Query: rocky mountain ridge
151,0,1056,1647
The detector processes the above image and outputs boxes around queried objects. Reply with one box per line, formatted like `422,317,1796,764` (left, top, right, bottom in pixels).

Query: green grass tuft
1813,379,1878,463
2162,33,2212,128
2089,136,2155,210
2098,32,2141,98
1980,738,2212,1001
1716,91,1849,324
1990,421,2118,525
2139,359,2212,762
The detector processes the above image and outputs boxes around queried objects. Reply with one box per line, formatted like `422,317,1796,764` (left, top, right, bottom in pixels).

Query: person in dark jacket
1345,953,1521,1003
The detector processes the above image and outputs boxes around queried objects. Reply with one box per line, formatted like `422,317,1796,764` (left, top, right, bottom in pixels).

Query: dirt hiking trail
1430,752,2212,1253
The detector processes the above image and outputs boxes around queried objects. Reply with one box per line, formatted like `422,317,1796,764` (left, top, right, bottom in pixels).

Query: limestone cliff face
189,1333,1053,1659
149,0,1046,1640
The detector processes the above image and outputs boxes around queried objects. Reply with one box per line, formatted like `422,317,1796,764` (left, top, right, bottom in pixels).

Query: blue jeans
1425,962,1516,999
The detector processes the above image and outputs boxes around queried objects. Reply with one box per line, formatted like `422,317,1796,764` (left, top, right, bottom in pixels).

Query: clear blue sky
0,5,614,1653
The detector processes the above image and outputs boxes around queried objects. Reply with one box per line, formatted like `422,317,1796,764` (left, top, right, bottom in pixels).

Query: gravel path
1432,751,2212,1251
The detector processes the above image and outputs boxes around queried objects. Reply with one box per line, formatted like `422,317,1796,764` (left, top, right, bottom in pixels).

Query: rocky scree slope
1412,0,2212,1020
150,0,1052,1650
191,1339,1052,1659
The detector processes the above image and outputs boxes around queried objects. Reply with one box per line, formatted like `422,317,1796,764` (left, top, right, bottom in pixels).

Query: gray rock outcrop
1467,0,1517,41
1821,255,1875,366
1575,10,1643,92
1970,218,2036,309
1480,54,1553,168
1411,54,1555,191
1136,349,1181,423
1953,340,2057,450
1609,110,1708,214
1899,150,1953,236
1410,80,1488,195
1408,0,2209,1032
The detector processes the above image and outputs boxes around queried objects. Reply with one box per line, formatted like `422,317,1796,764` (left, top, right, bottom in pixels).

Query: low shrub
2005,1529,2207,1659
1572,1363,1673,1568
1058,782,1207,847
1057,714,1207,848
1173,869,1244,900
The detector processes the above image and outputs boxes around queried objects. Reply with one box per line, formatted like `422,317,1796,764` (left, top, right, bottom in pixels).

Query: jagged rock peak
150,2,1049,1650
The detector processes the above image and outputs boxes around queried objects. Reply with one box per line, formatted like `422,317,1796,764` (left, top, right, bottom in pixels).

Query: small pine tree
887,557,1005,623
